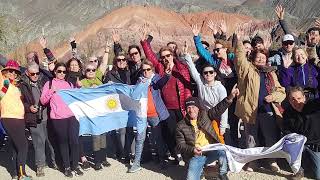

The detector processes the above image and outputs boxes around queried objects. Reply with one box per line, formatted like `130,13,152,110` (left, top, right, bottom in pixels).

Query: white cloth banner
201,133,306,173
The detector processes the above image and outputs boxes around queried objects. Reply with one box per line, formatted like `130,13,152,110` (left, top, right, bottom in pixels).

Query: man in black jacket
20,62,56,177
176,85,239,180
283,86,320,180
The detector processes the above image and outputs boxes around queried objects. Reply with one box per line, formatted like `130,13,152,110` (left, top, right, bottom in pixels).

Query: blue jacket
279,63,319,90
138,74,170,121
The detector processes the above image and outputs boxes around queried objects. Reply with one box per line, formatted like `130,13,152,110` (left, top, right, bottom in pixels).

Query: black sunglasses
283,41,294,46
56,70,66,74
142,68,152,72
160,54,172,60
86,68,96,73
116,58,126,62
130,52,139,56
89,59,98,63
203,70,215,75
8,69,17,73
30,72,40,76
213,48,222,53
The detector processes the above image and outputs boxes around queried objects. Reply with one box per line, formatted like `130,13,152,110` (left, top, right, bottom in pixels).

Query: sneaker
64,167,73,178
128,164,142,173
218,174,229,180
270,162,280,172
73,167,84,176
81,161,91,171
102,160,111,167
290,168,304,180
36,166,45,177
93,163,103,171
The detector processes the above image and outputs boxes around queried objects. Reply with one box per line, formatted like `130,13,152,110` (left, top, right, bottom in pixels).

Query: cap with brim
1,60,21,74
1,66,21,74
282,34,295,42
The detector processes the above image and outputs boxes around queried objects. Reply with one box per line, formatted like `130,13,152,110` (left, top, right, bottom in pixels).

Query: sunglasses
30,72,40,76
86,68,96,73
130,52,139,56
116,58,126,62
142,68,152,72
8,69,17,74
203,70,215,75
283,41,294,46
89,60,98,63
56,70,66,74
160,54,172,60
213,48,222,53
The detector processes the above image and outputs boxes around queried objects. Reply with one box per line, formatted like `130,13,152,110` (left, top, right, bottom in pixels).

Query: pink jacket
40,78,74,120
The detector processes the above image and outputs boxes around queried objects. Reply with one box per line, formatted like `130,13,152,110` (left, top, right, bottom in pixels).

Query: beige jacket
234,43,286,124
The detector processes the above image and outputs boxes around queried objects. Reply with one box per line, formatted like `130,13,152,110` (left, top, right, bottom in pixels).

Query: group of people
0,4,320,180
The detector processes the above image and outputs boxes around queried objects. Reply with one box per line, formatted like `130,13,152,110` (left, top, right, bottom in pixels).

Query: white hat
282,34,295,42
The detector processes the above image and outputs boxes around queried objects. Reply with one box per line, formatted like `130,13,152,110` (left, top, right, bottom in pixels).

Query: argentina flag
58,82,148,136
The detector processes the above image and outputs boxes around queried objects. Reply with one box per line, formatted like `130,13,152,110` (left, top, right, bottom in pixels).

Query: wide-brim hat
1,60,21,74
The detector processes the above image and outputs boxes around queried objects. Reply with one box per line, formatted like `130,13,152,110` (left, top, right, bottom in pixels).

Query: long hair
112,51,128,71
66,57,83,72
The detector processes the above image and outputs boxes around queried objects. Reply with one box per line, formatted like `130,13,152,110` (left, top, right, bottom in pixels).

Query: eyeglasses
283,41,294,46
89,60,98,63
142,68,152,72
213,48,222,53
86,68,96,73
116,58,126,62
160,54,172,60
203,70,215,75
56,70,66,74
130,52,139,56
30,72,40,76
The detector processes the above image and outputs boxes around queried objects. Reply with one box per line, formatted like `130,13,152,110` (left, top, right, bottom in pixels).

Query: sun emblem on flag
106,98,118,110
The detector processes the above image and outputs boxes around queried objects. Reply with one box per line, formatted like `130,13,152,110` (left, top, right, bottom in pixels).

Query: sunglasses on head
116,58,126,62
142,68,152,72
130,52,139,56
30,72,40,76
203,70,215,75
283,41,294,46
56,70,66,74
160,54,172,60
86,68,96,73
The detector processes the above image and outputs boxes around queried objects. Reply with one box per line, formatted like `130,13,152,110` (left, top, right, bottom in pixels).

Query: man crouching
176,84,239,180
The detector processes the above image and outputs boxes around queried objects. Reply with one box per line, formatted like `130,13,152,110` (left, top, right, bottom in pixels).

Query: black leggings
52,116,79,169
2,118,28,177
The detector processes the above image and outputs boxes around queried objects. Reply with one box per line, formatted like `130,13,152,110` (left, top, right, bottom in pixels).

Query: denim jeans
30,120,56,167
187,150,228,180
133,117,166,166
303,146,320,179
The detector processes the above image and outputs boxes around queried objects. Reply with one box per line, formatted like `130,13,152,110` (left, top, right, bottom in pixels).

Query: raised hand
39,36,47,48
182,41,188,55
111,29,120,43
207,20,218,35
105,40,112,53
191,24,200,37
219,20,227,34
235,24,245,41
139,23,150,41
314,19,320,28
263,34,272,50
275,4,285,20
69,36,76,43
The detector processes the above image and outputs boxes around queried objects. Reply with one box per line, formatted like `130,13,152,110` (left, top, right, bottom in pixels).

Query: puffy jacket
140,40,191,112
235,43,286,124
176,97,233,161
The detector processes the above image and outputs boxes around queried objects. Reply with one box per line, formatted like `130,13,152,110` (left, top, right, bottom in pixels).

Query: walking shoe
102,160,111,167
128,164,142,173
290,168,304,180
269,162,280,172
81,161,91,171
73,167,84,176
36,166,45,177
51,162,59,170
218,174,229,180
64,167,73,178
93,163,103,171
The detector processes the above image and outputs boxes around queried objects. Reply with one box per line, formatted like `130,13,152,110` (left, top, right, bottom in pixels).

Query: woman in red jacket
139,24,192,164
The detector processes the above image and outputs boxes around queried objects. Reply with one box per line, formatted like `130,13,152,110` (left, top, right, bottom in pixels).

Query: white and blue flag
58,82,148,136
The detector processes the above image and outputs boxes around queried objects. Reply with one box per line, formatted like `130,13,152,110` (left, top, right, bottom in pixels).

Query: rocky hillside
0,0,319,63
